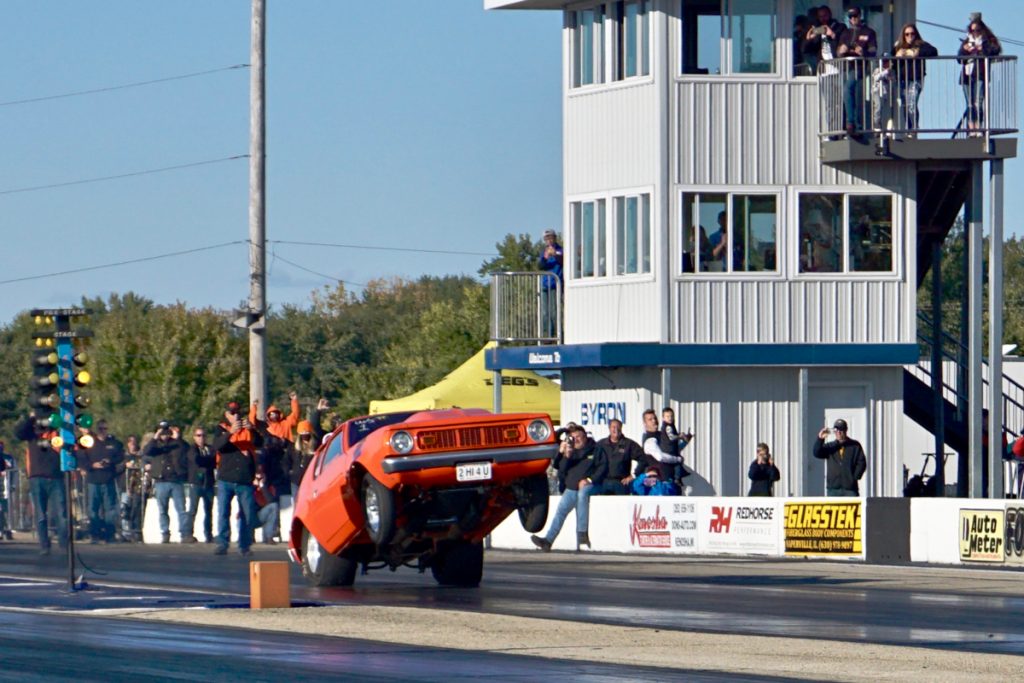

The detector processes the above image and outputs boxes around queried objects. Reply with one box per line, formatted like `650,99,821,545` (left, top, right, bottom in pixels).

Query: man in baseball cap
813,418,867,496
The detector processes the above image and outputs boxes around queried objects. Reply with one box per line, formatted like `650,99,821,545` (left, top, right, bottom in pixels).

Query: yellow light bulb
50,435,64,450
78,434,95,449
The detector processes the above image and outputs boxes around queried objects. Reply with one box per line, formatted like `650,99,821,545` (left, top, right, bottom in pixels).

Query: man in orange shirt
249,391,301,442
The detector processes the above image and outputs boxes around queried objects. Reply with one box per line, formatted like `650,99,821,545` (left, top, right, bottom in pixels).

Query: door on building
807,385,868,496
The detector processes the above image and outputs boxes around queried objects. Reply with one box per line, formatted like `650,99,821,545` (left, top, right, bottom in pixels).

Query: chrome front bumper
381,443,557,475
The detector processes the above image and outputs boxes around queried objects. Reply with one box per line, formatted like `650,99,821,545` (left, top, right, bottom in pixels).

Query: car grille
415,424,523,451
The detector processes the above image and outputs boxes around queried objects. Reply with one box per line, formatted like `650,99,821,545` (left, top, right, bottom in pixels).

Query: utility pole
249,0,267,417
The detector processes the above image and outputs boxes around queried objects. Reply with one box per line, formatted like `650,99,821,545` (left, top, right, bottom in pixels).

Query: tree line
0,234,544,451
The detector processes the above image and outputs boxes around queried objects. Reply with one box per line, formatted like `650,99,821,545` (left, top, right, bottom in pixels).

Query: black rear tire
362,474,396,545
431,540,484,587
517,474,550,533
301,528,358,587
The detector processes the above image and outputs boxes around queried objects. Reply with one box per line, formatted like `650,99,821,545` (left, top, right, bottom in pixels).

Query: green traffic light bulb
76,413,94,429
48,413,62,429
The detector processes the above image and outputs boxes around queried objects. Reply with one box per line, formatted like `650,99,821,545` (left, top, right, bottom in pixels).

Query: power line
0,64,250,107
0,240,246,286
269,239,495,258
271,250,367,288
917,18,1024,48
0,154,249,196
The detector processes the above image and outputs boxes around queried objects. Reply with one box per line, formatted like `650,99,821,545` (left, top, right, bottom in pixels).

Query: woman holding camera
747,443,781,497
958,15,1002,134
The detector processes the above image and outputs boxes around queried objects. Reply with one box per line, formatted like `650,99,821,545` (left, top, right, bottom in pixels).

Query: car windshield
347,412,416,448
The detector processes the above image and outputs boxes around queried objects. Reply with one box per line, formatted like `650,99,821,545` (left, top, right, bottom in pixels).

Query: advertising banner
625,499,697,552
1005,505,1024,566
783,501,862,556
698,499,782,555
958,509,1005,563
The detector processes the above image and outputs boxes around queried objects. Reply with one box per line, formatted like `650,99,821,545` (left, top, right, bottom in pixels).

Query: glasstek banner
784,501,862,556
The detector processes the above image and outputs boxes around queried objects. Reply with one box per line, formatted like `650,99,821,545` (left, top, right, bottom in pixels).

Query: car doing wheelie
288,408,556,587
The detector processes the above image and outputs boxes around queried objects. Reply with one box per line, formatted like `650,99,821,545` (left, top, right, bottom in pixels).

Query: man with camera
80,419,125,542
813,419,867,497
531,423,603,551
143,421,189,543
211,400,264,556
185,426,216,543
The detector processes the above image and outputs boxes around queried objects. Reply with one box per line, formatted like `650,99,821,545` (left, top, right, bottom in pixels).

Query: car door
301,428,356,551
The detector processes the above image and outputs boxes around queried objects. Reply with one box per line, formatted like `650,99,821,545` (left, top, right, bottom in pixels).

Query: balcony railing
490,272,561,345
817,55,1017,142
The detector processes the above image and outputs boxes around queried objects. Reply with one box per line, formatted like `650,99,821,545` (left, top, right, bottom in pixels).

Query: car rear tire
301,528,358,587
517,474,550,533
431,540,484,587
361,474,396,545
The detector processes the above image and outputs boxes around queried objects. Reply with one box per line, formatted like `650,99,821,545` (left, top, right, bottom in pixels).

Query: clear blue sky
0,1,1017,325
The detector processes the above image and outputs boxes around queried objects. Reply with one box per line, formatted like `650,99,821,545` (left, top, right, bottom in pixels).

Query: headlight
526,419,551,443
389,430,414,454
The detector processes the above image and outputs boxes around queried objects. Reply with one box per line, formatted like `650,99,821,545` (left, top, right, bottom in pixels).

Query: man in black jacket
143,423,189,543
592,419,642,495
813,419,867,496
531,424,603,551
81,420,124,542
212,404,263,556
15,412,68,555
185,426,216,543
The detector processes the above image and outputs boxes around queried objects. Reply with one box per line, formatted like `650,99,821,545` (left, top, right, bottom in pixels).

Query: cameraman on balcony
538,229,563,340
837,7,877,139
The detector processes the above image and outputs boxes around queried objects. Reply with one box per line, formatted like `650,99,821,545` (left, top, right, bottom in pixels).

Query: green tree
477,232,548,277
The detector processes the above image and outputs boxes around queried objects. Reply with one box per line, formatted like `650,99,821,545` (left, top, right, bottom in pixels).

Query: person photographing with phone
211,400,264,556
747,443,781,497
813,419,867,497
143,420,189,543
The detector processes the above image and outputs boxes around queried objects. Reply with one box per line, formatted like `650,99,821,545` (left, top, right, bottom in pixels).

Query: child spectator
631,467,680,496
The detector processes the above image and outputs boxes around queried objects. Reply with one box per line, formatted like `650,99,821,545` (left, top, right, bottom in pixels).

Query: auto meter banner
783,500,863,556
958,508,1005,562
697,499,782,555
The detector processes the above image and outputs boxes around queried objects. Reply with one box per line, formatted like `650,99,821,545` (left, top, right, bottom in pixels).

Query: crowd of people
7,394,328,557
797,7,1001,139
530,411,866,552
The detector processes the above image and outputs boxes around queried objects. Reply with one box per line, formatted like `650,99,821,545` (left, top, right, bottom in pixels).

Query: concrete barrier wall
141,496,293,545
909,499,1014,566
491,496,865,560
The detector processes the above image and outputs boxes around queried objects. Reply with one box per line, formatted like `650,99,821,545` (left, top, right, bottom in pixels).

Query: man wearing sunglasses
814,419,867,497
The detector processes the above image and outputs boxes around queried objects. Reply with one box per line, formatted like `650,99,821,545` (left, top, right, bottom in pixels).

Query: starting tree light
30,308,94,472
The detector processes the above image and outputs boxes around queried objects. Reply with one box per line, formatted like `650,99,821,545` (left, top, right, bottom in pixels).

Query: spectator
748,443,781,497
143,422,189,543
80,419,125,542
253,484,281,546
185,426,216,543
805,5,845,135
121,435,145,542
813,419,867,496
958,14,1001,134
631,466,679,496
538,229,563,339
837,7,877,138
793,11,815,76
871,54,894,136
636,409,686,486
212,401,263,556
892,24,937,133
289,399,328,497
530,424,602,552
590,419,643,495
707,211,730,271
250,392,301,443
15,412,67,555
0,442,11,540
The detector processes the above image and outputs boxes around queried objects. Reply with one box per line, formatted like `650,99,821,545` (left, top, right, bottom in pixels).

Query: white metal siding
565,280,661,343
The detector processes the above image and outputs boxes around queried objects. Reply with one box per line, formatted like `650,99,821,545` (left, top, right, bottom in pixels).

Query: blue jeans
29,477,67,550
257,501,280,542
87,481,118,540
588,479,630,496
543,488,589,543
898,81,922,131
154,481,187,538
216,481,256,551
186,484,215,541
844,75,866,132
963,78,985,128
540,287,560,339
827,487,859,497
